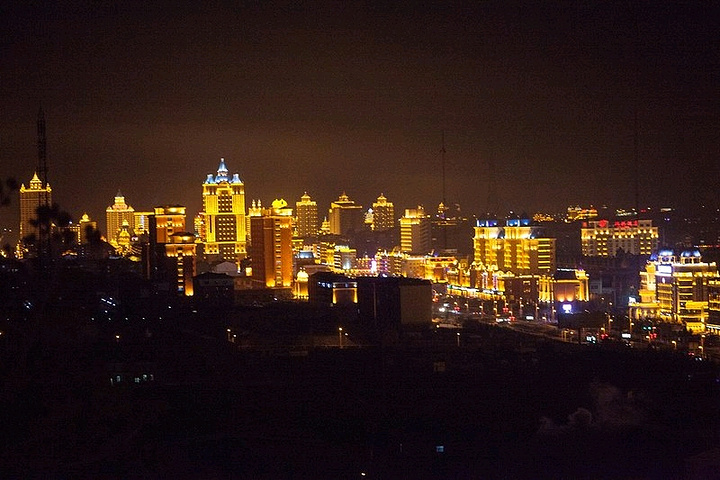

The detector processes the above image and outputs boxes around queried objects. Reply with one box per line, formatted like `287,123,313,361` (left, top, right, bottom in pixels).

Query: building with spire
18,172,52,255
106,191,135,247
295,192,318,239
200,158,247,264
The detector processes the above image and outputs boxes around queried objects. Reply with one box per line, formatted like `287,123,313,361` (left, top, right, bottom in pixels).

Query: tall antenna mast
633,8,640,218
441,131,446,211
37,107,50,259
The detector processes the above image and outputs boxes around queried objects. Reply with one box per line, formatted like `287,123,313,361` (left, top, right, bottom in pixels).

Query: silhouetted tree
0,177,19,207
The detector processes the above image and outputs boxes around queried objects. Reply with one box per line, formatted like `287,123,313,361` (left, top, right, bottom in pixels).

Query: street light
338,327,343,348
456,332,460,347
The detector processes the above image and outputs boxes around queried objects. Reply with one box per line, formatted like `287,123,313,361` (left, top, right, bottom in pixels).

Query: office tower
399,206,431,254
249,199,294,288
106,191,135,247
18,172,52,252
473,217,556,275
295,192,319,238
371,193,394,231
328,192,364,236
200,158,247,264
581,219,658,257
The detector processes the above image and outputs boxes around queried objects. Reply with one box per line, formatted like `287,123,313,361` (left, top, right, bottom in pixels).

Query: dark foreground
1,323,719,479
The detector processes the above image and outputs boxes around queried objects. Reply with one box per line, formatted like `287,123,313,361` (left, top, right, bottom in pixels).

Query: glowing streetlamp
338,327,343,348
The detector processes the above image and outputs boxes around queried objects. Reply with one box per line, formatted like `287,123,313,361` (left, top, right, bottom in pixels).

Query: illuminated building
473,218,556,275
200,158,247,264
68,213,96,245
333,245,357,272
371,193,394,231
400,206,431,254
19,172,52,252
249,199,294,288
146,205,197,295
308,271,357,305
539,269,589,316
133,211,153,236
106,191,135,247
581,219,658,257
164,232,197,296
328,192,364,236
294,269,309,299
629,248,717,332
567,205,598,222
707,279,720,334
295,192,318,238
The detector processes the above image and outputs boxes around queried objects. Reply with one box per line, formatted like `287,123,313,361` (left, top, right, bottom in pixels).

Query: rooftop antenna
441,132,448,249
37,107,50,259
633,7,640,218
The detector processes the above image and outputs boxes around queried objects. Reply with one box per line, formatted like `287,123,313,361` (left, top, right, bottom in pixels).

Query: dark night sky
1,1,719,239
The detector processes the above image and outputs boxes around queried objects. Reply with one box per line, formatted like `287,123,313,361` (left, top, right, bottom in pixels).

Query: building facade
295,192,318,239
400,206,431,254
106,191,135,247
371,193,394,231
19,172,52,250
249,199,294,288
200,158,247,264
328,192,364,236
473,218,556,275
581,219,658,257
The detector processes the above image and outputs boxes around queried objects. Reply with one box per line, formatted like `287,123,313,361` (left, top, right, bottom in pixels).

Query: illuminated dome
658,248,674,257
680,249,701,258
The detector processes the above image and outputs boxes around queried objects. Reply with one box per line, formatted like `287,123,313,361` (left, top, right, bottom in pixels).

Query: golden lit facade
400,206,431,254
164,233,197,296
371,193,394,231
153,205,187,243
473,219,555,275
630,249,717,332
201,158,247,263
581,219,658,257
539,269,589,304
133,211,153,236
106,191,135,246
295,192,318,238
249,199,294,288
328,192,364,236
19,172,52,245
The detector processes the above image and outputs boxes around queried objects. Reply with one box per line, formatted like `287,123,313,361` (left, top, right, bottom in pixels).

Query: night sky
2,1,719,239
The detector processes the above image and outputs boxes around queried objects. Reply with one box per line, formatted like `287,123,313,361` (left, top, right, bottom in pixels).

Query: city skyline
2,2,719,238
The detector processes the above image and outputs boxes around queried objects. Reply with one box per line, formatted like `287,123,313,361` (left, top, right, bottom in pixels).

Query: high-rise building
146,205,196,295
371,193,394,231
200,158,247,264
399,206,431,254
106,191,135,247
295,192,318,238
630,248,717,332
19,172,52,249
473,218,556,275
249,199,294,288
328,192,364,236
581,219,658,257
